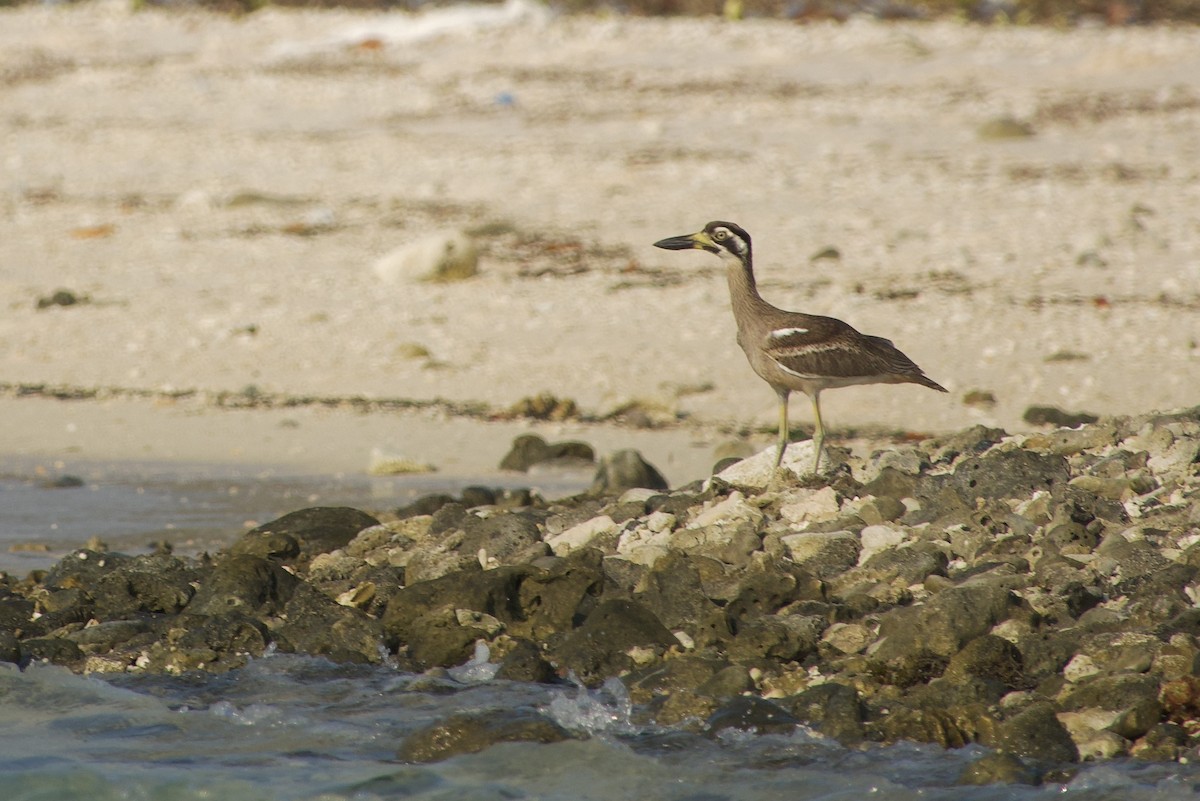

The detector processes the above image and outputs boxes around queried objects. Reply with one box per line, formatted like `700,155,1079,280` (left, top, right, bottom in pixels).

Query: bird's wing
764,320,923,380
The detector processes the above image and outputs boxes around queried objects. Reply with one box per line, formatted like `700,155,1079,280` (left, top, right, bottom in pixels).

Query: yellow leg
810,391,825,473
774,389,790,469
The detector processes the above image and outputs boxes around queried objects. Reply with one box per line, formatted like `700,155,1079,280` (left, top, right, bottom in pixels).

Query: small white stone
858,524,906,563
1063,653,1101,683
778,486,840,525
547,515,618,556
644,510,676,533
687,491,763,529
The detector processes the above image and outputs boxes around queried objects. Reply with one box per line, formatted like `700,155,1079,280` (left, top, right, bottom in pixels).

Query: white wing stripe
771,356,819,379
769,327,809,341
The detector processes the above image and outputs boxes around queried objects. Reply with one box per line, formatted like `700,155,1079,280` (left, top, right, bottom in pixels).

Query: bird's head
654,221,751,264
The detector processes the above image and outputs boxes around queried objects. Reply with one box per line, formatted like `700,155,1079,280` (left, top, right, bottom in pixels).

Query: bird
654,221,947,474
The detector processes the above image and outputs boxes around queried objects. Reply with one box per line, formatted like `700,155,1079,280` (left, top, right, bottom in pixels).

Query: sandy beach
2,1,1198,485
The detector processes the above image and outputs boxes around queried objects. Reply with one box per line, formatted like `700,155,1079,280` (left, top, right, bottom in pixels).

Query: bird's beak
653,231,718,254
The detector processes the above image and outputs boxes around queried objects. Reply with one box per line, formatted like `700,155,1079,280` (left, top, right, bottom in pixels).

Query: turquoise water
3,460,1200,800
2,655,1199,801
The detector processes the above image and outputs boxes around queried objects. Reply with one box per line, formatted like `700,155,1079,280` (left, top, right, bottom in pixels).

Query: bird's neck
723,254,771,321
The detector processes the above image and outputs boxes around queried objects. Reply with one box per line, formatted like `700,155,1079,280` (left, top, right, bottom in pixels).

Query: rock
91,554,200,618
185,554,299,617
495,639,556,683
785,682,866,744
779,531,860,578
726,613,824,664
958,752,1039,786
945,448,1070,503
546,515,619,556
273,582,384,664
21,637,86,669
499,434,595,472
1023,406,1100,428
634,553,729,648
981,702,1079,764
705,696,799,736
397,708,571,763
550,599,676,686
590,450,669,495
234,507,380,570
715,441,831,489
372,229,478,284
0,631,24,665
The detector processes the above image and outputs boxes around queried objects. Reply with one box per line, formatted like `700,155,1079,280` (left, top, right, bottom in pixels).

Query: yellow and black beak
653,231,719,255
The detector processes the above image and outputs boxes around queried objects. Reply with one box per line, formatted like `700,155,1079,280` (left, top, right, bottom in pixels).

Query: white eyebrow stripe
769,327,809,340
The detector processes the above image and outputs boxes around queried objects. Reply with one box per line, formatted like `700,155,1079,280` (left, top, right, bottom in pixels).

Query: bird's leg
810,391,825,473
774,388,790,469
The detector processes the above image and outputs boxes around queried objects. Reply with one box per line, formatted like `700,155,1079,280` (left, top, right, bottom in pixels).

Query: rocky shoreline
2,408,1199,783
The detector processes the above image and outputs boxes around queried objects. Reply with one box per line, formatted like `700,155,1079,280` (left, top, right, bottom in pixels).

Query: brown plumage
654,220,947,473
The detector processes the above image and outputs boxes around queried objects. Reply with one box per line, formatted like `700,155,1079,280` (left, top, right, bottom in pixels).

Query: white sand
2,1,1198,485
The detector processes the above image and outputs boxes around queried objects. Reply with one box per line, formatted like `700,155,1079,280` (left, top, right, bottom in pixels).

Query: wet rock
142,614,271,673
550,599,676,686
873,704,984,749
942,634,1027,694
397,707,571,763
626,655,730,705
0,631,24,665
21,637,86,669
981,702,1079,764
495,639,556,683
1060,674,1163,741
784,682,866,744
958,752,1039,786
63,619,155,656
590,450,669,495
234,507,380,569
705,696,799,736
460,511,543,565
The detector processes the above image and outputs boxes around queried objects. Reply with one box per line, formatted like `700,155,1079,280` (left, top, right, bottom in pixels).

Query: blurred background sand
2,1,1198,485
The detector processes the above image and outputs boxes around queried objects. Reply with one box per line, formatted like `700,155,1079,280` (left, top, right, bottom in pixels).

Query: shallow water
0,457,586,574
2,655,1200,801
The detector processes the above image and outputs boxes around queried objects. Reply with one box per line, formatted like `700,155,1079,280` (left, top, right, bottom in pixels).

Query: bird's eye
714,230,727,240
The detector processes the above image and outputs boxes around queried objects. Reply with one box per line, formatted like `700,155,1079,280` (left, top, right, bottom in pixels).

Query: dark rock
634,553,729,648
382,565,522,652
460,512,543,564
871,580,1021,684
273,583,383,664
36,288,88,309
705,696,799,736
495,639,557,683
0,597,36,635
185,554,299,616
550,599,676,686
459,486,497,508
398,708,573,763
499,435,595,472
92,554,199,619
63,619,154,655
395,493,457,519
696,665,755,699
589,450,669,496
1061,674,1163,741
234,507,380,569
625,655,730,705
401,608,489,669
945,449,1070,503
21,637,85,669
1132,723,1190,761
873,704,985,749
726,614,824,664
1023,406,1100,427
829,541,947,600
958,752,1040,786
0,630,24,665
982,702,1079,764
724,563,823,624
785,682,866,744
146,613,271,673
942,634,1027,692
